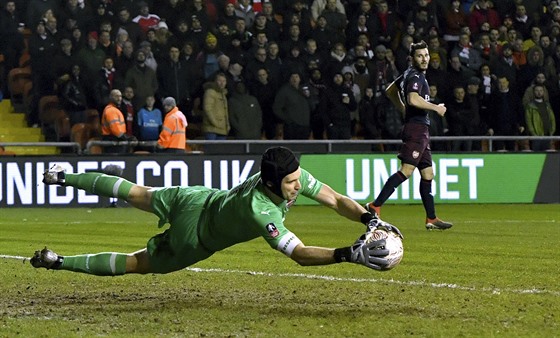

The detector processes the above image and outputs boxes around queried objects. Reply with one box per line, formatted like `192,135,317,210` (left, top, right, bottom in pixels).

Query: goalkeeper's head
260,147,300,199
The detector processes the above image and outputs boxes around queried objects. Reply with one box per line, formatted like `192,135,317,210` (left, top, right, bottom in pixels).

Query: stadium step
0,99,60,155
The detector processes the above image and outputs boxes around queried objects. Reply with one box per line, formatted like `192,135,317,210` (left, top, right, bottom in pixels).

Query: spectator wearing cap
76,31,107,83
196,32,224,80
428,35,448,70
426,52,448,99
157,96,188,153
132,1,161,34
228,81,262,139
152,21,173,62
124,49,158,108
273,72,311,139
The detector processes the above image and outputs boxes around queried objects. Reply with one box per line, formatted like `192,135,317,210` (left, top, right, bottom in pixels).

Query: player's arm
290,244,336,266
313,183,366,223
385,76,405,113
408,92,447,116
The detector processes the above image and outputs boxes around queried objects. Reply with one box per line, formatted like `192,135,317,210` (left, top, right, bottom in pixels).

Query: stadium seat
8,67,32,98
18,51,31,68
70,123,89,150
38,95,61,123
54,115,71,142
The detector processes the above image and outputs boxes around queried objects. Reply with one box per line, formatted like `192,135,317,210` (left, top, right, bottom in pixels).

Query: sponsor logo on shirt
266,223,279,238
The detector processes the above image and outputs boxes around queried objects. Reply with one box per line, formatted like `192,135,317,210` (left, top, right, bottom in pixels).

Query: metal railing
1,136,558,156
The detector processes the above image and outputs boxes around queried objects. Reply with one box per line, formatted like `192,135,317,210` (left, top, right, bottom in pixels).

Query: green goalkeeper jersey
198,168,323,254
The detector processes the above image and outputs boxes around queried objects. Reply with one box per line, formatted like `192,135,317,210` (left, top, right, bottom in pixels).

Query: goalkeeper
31,147,402,275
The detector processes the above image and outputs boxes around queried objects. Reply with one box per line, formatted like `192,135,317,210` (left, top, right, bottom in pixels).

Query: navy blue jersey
400,67,431,125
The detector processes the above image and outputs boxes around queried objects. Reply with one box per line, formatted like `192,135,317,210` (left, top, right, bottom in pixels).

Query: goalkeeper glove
334,234,390,271
361,212,403,239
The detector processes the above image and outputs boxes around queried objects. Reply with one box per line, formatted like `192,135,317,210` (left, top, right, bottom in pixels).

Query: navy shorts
397,123,432,170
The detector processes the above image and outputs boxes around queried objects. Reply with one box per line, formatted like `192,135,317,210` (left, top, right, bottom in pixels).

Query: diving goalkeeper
31,147,402,275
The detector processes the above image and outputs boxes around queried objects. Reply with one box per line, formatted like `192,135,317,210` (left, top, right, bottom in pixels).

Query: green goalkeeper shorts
147,186,215,273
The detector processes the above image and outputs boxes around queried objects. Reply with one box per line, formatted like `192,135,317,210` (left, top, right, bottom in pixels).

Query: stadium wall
0,153,558,207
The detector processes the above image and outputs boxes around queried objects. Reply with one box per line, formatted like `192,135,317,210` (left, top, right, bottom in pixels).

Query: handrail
0,142,82,154
84,136,560,154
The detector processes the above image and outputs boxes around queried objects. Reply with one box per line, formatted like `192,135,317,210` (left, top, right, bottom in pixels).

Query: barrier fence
2,136,559,155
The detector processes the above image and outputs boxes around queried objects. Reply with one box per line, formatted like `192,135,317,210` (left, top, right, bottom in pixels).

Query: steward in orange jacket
157,97,188,153
101,89,136,153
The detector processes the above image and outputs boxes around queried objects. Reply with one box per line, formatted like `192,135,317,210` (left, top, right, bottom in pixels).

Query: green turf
1,204,559,337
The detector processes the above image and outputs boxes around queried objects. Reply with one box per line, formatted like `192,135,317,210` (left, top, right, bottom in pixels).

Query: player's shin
60,252,127,276
65,172,134,200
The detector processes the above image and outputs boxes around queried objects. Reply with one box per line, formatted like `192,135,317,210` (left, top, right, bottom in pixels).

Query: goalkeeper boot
30,247,62,269
425,217,453,230
365,202,381,217
42,164,66,185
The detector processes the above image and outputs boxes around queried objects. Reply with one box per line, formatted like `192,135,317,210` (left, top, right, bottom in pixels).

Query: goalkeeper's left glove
360,212,404,239
334,234,390,270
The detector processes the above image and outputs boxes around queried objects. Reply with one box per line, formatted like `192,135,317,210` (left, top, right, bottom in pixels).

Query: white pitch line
2,254,558,297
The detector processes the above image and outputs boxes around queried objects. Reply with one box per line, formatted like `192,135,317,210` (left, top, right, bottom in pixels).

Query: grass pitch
1,204,559,337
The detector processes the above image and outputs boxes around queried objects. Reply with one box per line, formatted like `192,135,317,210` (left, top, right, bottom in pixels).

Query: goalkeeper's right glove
334,234,390,271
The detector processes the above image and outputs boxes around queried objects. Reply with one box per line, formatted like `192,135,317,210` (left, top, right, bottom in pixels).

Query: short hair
409,40,428,57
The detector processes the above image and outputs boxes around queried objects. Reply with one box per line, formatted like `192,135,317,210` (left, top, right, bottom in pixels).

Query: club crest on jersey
412,151,420,159
266,223,279,238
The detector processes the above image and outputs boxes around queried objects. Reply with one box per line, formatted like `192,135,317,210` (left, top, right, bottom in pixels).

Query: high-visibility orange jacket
101,103,126,137
158,107,188,150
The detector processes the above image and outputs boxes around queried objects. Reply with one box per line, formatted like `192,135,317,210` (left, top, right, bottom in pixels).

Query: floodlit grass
1,204,559,337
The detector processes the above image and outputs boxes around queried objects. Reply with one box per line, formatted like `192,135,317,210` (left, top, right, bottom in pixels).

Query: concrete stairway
0,100,60,155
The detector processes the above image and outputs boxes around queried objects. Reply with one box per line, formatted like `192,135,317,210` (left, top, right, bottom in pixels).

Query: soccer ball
365,227,403,270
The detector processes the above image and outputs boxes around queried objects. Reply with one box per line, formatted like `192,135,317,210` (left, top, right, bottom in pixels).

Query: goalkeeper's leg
43,165,154,212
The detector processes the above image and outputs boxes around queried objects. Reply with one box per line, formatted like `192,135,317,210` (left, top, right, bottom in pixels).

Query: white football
365,227,403,270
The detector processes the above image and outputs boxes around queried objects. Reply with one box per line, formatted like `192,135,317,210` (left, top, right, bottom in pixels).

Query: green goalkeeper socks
65,172,134,200
60,253,127,276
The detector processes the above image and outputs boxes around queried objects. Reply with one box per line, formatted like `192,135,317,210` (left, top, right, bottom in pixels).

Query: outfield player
31,147,402,275
365,40,453,230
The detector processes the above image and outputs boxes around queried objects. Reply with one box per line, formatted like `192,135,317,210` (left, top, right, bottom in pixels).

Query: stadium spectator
273,72,311,140
522,73,550,108
358,87,382,149
202,72,230,140
132,1,160,34
488,76,525,151
427,84,449,151
513,4,534,39
25,0,57,28
157,45,190,109
446,84,480,151
120,86,137,138
137,95,162,142
443,0,468,43
124,50,158,109
375,0,399,50
33,147,399,275
101,89,136,153
311,0,345,22
249,68,279,140
364,40,453,230
60,64,89,126
320,0,347,36
157,96,188,153
114,7,143,46
469,0,501,35
234,0,256,28
524,84,556,151
228,81,262,139
0,1,26,96
450,33,483,76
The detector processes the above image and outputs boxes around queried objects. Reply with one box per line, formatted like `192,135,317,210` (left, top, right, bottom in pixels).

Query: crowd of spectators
1,0,559,151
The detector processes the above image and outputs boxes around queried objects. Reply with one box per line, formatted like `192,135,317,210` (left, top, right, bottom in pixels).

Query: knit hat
88,31,98,41
206,32,217,44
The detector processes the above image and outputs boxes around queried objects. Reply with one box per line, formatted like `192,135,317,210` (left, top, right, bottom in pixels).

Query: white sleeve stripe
110,253,117,275
276,232,302,257
112,178,124,197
